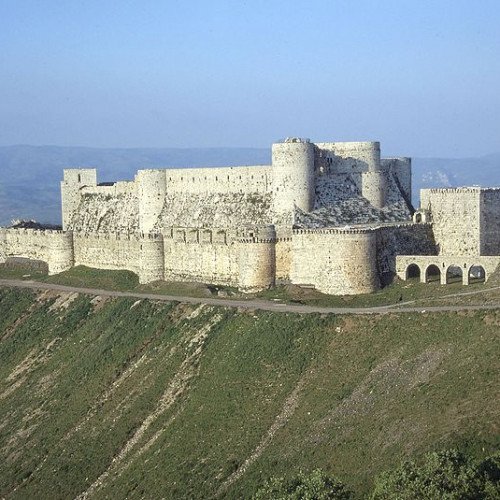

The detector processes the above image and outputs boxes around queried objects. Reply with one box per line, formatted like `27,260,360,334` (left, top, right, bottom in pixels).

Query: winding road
2,278,500,315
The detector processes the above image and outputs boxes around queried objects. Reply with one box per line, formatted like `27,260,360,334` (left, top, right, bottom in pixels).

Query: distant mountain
1,145,499,226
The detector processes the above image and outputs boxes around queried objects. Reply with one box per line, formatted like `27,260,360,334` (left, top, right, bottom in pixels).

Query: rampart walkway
2,279,500,315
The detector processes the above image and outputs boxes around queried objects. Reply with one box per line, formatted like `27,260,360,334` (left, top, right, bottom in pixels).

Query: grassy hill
0,284,498,498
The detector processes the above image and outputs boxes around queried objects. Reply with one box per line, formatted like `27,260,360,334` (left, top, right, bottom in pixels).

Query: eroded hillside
0,287,498,498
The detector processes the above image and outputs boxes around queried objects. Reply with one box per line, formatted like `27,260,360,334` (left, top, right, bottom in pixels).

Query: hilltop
0,277,498,498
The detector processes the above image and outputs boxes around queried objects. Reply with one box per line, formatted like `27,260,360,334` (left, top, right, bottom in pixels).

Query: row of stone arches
406,263,486,284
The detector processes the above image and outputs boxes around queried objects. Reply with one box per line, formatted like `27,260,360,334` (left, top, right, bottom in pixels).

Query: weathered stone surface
155,192,272,229
70,193,139,233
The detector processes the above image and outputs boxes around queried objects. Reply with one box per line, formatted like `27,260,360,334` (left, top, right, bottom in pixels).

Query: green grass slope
0,287,498,499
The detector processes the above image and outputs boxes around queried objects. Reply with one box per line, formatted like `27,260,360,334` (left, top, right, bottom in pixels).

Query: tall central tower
271,138,315,223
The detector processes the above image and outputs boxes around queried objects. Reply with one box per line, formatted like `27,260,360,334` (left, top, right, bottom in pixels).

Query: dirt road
2,278,500,315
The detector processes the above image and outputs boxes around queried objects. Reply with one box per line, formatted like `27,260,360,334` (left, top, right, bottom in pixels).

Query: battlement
294,227,376,235
1,227,67,236
424,187,483,194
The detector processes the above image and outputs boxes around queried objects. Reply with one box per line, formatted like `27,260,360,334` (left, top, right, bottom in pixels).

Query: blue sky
0,0,499,157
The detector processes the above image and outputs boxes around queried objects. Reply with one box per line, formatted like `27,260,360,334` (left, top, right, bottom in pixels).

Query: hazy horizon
1,143,500,162
1,1,499,158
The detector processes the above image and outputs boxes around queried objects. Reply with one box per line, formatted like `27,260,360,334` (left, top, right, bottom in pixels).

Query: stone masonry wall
421,188,481,255
480,189,500,255
314,142,380,173
0,228,74,274
73,232,141,275
376,223,436,285
164,165,271,195
162,228,240,286
290,228,379,295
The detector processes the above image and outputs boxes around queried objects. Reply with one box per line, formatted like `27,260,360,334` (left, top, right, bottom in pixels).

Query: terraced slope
0,287,498,498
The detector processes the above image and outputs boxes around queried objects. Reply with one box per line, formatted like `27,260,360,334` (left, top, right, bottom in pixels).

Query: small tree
253,468,352,500
371,449,500,499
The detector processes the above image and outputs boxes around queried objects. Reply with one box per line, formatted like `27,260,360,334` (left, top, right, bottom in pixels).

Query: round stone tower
137,169,167,233
138,232,164,284
47,230,74,275
360,142,387,209
238,225,276,292
314,229,379,295
271,138,315,223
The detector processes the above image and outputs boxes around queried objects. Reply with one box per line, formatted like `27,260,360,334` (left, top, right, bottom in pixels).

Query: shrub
253,469,352,500
371,449,500,499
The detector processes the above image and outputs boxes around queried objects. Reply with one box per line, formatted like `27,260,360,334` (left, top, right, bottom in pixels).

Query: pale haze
1,0,499,157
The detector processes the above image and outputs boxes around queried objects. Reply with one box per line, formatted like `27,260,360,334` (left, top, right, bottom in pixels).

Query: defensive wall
290,223,435,295
0,226,278,291
0,228,74,275
418,187,500,256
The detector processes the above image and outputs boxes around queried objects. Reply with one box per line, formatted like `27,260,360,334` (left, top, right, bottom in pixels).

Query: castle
1,138,499,295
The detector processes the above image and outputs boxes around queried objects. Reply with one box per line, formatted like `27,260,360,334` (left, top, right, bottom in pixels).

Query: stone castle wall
480,189,500,255
290,227,379,295
73,231,142,276
60,140,412,235
421,188,481,255
162,227,240,286
290,222,436,295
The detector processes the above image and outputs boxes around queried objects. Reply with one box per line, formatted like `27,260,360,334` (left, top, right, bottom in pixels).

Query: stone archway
406,263,421,280
425,264,441,283
445,265,463,284
469,264,486,284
